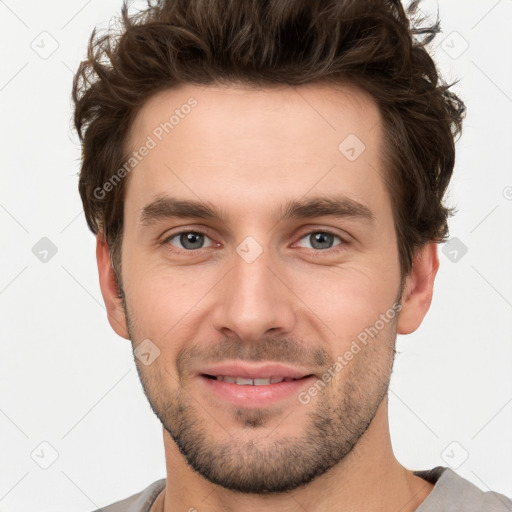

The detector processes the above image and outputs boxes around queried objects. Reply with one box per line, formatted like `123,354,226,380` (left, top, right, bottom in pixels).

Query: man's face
116,82,404,493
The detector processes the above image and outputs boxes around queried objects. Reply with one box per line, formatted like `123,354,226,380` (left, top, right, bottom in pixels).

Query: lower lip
198,375,316,408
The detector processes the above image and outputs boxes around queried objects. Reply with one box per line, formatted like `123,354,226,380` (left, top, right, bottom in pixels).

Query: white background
1,1,511,510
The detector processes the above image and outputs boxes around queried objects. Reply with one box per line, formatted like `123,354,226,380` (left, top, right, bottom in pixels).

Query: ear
397,243,439,335
96,232,130,339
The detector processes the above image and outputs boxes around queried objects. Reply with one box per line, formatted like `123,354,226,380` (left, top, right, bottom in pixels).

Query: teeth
214,376,292,385
235,377,253,385
253,378,271,385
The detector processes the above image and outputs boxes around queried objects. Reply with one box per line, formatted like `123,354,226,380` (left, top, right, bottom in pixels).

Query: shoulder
415,467,512,512
90,479,166,512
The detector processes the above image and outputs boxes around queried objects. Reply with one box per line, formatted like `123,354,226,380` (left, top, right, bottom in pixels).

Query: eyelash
161,228,348,255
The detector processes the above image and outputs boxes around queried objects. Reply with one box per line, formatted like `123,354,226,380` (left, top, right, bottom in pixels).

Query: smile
203,375,301,385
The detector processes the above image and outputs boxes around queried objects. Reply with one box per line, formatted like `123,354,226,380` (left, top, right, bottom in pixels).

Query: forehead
124,81,388,220
128,81,381,152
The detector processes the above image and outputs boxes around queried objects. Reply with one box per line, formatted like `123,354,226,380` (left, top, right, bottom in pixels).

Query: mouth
202,374,305,385
196,362,317,408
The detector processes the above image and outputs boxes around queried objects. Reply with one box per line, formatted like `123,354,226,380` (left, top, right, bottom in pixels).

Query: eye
164,231,215,251
295,231,344,251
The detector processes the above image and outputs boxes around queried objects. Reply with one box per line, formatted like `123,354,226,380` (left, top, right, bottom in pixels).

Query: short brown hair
73,0,465,284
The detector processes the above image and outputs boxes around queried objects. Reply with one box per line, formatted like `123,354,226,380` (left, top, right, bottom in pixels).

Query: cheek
123,263,216,337
290,262,400,339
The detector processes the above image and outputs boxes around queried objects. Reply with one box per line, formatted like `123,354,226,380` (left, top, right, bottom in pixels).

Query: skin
97,82,439,511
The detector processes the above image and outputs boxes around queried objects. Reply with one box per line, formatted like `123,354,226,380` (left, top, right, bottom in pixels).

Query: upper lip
197,361,312,380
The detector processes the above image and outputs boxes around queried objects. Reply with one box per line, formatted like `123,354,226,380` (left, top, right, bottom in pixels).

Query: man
72,0,511,510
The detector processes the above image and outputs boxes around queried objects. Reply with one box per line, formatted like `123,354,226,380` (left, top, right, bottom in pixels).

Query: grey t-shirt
93,466,512,511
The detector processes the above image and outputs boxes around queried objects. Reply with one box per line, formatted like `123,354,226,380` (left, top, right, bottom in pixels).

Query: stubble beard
124,299,397,494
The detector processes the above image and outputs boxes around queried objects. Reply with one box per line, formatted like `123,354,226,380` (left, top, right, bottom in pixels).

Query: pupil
181,232,204,249
311,232,333,249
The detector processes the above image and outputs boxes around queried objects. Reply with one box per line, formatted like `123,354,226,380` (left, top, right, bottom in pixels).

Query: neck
160,396,434,512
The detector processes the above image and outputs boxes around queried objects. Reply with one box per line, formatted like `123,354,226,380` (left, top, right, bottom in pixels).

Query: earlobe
397,243,439,335
96,233,130,340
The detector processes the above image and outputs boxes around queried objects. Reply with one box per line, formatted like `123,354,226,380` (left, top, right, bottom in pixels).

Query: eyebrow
139,194,374,226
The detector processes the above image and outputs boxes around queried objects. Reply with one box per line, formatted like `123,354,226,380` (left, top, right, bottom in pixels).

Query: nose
211,245,296,343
